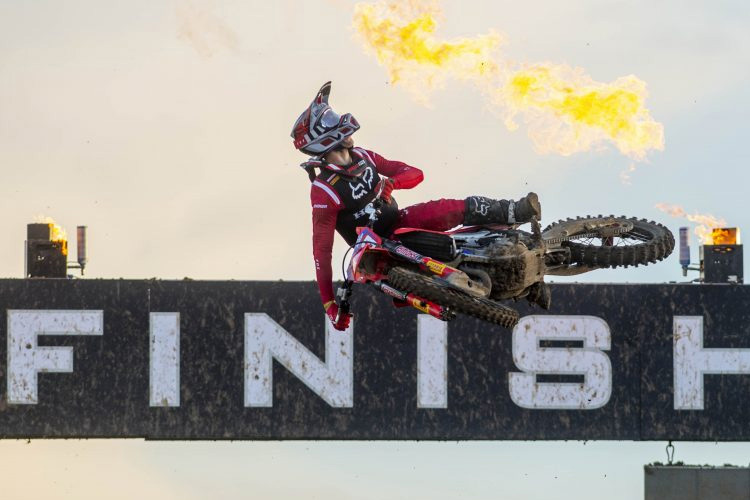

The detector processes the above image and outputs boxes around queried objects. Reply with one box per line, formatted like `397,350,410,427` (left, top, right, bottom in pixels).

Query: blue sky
1,0,750,498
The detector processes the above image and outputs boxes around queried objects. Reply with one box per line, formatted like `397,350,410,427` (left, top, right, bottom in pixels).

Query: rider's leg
463,193,541,225
394,193,541,232
390,199,465,310
395,198,466,231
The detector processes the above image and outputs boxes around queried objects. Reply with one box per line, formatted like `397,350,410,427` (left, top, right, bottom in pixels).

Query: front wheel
387,267,520,328
543,215,674,268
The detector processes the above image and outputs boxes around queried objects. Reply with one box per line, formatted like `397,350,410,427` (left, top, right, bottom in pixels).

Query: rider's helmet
291,81,360,158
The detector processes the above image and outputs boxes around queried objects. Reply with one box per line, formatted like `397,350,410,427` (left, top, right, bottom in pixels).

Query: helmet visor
320,109,342,129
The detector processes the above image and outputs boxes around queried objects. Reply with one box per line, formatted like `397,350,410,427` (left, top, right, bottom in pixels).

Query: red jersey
310,147,423,307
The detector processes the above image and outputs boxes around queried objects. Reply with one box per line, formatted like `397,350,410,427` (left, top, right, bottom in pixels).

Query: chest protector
318,149,400,245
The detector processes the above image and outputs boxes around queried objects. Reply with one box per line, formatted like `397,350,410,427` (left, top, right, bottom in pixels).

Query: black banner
0,279,749,441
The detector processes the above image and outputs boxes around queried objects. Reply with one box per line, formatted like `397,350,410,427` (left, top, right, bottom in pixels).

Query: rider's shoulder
352,146,377,162
310,175,342,208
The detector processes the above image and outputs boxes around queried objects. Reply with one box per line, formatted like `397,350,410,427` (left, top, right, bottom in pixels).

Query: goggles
321,110,359,135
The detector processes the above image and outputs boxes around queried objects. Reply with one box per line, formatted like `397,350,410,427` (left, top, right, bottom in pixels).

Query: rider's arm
310,181,343,309
364,149,424,189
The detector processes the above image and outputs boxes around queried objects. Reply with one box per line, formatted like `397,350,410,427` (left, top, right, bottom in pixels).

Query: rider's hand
325,302,352,331
378,178,395,203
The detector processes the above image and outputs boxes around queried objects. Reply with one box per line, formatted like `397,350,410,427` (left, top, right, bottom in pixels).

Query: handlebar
366,180,387,229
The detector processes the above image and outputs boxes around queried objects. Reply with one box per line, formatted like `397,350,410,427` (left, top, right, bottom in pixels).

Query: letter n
244,313,353,407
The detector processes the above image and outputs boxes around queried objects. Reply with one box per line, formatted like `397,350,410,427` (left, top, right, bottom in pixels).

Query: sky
1,0,750,498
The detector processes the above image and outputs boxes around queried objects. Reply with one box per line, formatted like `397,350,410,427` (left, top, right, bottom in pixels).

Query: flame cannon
679,226,743,283
25,223,88,278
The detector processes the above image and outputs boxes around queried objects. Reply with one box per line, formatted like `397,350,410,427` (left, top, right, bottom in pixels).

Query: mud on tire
387,267,520,328
544,216,675,268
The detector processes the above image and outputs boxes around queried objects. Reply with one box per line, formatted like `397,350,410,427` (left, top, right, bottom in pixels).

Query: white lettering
244,313,353,407
7,310,103,404
417,315,447,408
149,313,180,407
509,315,612,410
673,316,750,410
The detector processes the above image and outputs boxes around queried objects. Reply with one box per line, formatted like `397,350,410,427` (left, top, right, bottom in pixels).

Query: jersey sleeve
364,149,424,190
310,181,342,308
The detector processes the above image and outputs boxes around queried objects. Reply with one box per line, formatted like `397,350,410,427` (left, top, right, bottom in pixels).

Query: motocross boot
526,281,551,310
463,192,542,225
515,192,542,222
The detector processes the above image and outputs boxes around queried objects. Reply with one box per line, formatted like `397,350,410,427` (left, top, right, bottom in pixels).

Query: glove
325,302,352,331
377,178,395,203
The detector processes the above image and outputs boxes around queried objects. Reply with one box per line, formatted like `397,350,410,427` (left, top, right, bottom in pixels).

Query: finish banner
0,279,748,441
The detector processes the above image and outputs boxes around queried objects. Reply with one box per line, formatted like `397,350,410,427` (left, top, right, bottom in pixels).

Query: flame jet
655,203,727,244
353,0,664,161
34,216,67,245
353,1,502,93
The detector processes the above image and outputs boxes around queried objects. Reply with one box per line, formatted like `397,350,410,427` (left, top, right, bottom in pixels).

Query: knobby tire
543,216,674,268
387,267,520,328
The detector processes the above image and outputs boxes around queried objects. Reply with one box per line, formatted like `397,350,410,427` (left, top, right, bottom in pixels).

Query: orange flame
711,228,739,245
353,0,664,161
33,216,68,256
353,1,501,101
34,216,67,243
655,203,727,245
502,66,664,160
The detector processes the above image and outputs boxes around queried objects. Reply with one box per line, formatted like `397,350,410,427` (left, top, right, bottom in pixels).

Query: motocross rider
292,82,544,331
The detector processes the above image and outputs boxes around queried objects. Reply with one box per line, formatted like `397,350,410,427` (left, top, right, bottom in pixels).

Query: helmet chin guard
291,82,360,157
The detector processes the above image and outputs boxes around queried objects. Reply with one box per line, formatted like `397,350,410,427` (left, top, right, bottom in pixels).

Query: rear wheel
542,215,674,268
387,267,520,328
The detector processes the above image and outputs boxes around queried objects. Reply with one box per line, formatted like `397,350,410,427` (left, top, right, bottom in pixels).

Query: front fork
372,281,455,322
335,280,454,322
336,235,461,323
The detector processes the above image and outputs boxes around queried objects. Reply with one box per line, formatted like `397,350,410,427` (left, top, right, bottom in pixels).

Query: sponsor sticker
409,297,431,314
380,284,405,300
394,245,422,261
426,260,447,275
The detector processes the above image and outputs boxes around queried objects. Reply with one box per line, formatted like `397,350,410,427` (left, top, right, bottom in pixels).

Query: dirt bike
336,188,675,328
